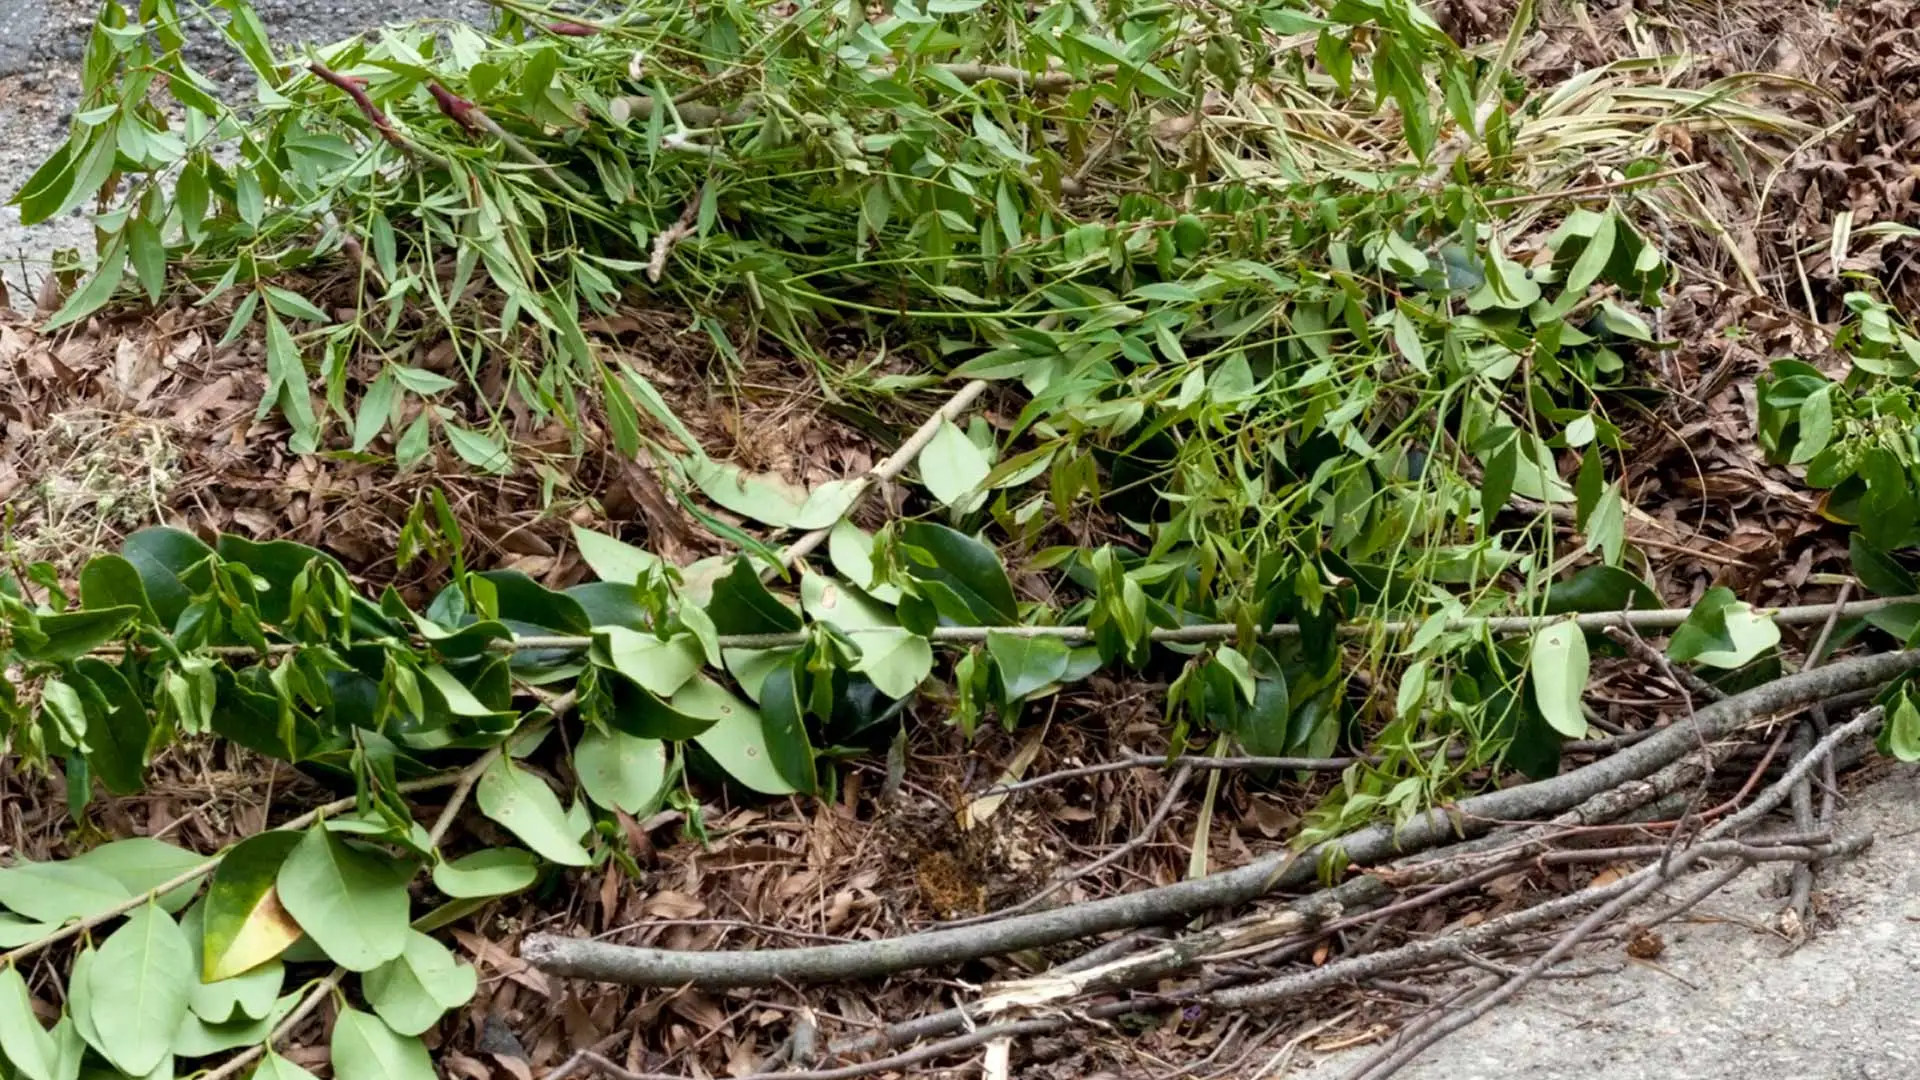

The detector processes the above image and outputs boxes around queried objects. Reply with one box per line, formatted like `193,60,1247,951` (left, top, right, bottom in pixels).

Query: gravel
1294,762,1920,1080
0,0,488,308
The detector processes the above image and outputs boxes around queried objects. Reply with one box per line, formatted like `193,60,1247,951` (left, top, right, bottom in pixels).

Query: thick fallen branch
522,651,1917,988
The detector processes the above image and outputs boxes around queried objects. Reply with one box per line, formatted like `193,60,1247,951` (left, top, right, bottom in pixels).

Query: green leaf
920,418,991,507
986,632,1071,702
899,523,1017,624
1667,587,1781,669
1528,620,1589,738
79,554,156,625
362,931,477,1037
852,629,933,699
86,903,194,1076
202,832,303,981
1850,534,1916,598
431,849,540,900
575,728,669,815
129,218,166,304
593,628,704,698
275,827,410,972
826,522,900,603
704,559,802,636
178,905,282,1024
24,607,138,662
1886,691,1920,763
252,1051,322,1080
0,917,54,948
68,837,204,912
172,992,298,1057
971,110,1034,164
1790,384,1833,466
1542,566,1659,615
571,526,664,585
444,423,510,474
121,527,215,629
0,861,132,924
754,656,818,794
475,757,592,866
330,1007,436,1080
800,573,896,632
690,681,799,796
0,964,57,1080
682,459,858,530
1563,208,1616,296
71,659,152,795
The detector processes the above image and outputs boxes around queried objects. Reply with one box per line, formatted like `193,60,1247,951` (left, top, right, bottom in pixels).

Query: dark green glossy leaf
1542,565,1659,615
1850,534,1916,598
22,607,137,662
71,658,151,794
121,527,214,629
899,523,1017,624
704,559,802,636
754,654,818,795
79,554,156,625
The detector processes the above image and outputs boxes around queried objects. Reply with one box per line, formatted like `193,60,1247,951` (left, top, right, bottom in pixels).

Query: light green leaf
444,424,510,474
431,849,540,900
689,682,798,796
575,728,669,815
826,521,900,603
1529,620,1589,738
682,457,813,529
0,916,54,948
1563,208,1616,295
67,838,204,913
252,1051,321,1080
920,418,991,507
800,573,896,632
0,963,57,1080
853,629,933,699
594,627,704,697
986,632,1071,702
275,827,411,972
571,526,664,585
475,757,592,866
0,861,132,924
172,992,297,1057
86,903,194,1076
362,931,477,1037
330,1007,436,1080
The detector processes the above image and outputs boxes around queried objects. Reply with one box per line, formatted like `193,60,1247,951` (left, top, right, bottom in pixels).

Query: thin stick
139,594,1909,661
1788,582,1852,927
775,379,990,570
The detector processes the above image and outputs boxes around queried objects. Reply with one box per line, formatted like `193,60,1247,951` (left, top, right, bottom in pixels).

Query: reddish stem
545,21,600,36
427,82,482,135
308,63,405,151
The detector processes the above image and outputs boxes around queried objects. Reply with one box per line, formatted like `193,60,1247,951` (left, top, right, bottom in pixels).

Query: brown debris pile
0,301,878,600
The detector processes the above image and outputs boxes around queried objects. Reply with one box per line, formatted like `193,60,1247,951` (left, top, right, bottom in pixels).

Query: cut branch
521,652,1917,988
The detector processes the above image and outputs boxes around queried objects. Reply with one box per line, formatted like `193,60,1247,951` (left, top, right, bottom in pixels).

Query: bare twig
774,380,990,571
91,595,1920,661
